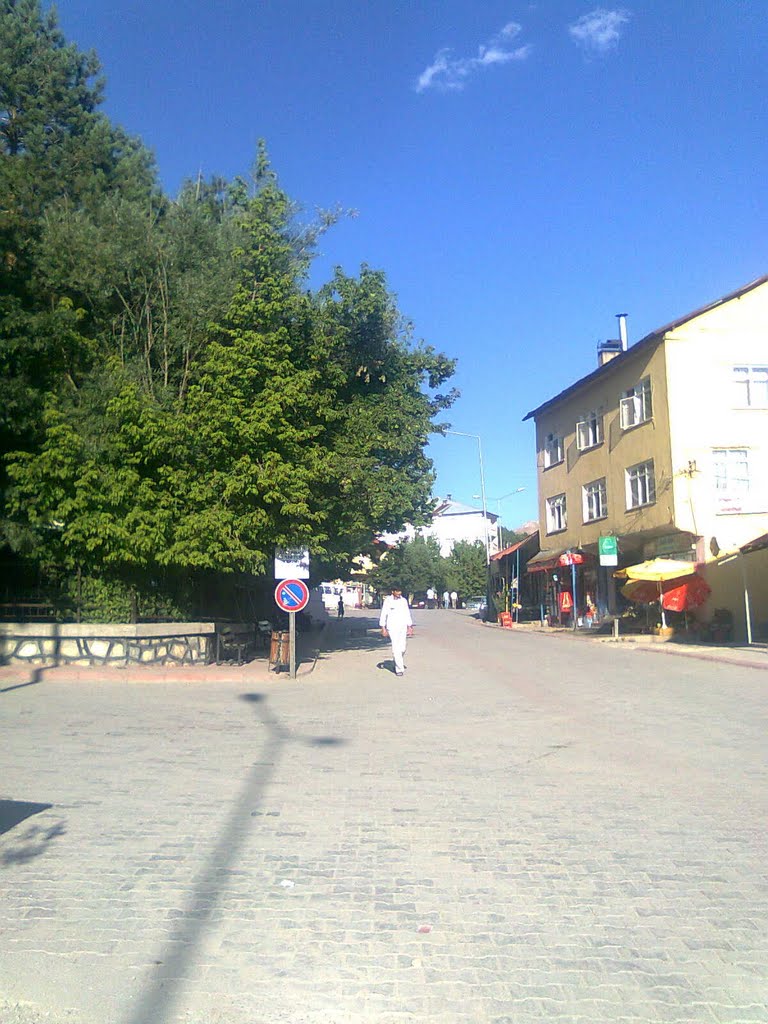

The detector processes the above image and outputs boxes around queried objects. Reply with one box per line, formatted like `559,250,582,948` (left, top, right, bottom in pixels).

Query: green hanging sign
598,535,618,566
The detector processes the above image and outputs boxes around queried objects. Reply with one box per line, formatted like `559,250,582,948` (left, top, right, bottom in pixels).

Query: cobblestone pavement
1,610,766,1024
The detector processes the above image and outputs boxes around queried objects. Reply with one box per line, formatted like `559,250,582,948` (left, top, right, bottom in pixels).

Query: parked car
410,592,427,609
464,595,487,613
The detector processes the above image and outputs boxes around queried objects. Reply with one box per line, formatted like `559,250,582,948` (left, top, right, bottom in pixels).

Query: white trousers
389,628,408,673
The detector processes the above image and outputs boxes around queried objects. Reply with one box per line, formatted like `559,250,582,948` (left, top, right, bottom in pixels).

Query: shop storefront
526,547,596,626
489,533,541,621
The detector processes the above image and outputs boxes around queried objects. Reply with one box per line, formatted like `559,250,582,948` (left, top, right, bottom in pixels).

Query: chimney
597,339,622,367
616,313,628,351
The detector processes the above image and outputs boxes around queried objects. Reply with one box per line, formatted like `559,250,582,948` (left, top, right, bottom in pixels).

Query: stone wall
0,623,219,667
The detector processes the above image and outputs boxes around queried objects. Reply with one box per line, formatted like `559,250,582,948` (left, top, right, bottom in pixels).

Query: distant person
379,586,414,677
426,586,435,609
337,595,345,619
450,590,458,609
443,590,450,609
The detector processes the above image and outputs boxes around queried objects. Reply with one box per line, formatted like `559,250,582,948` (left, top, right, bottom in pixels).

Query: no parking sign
274,578,310,613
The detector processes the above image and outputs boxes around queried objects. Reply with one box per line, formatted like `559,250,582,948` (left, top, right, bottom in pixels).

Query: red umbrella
622,573,711,612
661,573,711,612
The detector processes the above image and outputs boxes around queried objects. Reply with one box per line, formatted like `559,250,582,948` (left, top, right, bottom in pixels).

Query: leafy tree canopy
2,1,458,602
443,540,487,598
370,535,445,597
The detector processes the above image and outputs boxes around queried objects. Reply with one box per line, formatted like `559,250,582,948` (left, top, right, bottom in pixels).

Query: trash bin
269,630,290,670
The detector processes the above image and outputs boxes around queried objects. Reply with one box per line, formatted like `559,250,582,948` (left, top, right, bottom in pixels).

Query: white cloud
415,21,531,93
568,8,630,54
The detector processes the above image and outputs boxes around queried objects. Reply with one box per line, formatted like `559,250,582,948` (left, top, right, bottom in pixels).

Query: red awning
526,548,590,573
490,536,533,562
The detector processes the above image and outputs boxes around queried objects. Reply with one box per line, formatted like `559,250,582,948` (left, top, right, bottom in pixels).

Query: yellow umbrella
614,558,698,628
614,558,697,582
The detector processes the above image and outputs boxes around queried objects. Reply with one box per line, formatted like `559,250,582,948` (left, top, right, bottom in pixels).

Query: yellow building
523,274,768,639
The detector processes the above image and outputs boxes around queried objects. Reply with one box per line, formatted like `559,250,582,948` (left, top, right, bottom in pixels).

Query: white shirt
379,595,413,632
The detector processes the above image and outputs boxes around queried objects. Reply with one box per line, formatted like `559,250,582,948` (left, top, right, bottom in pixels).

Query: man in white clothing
379,587,414,676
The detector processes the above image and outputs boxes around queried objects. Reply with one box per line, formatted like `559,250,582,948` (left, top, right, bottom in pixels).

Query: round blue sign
274,578,310,613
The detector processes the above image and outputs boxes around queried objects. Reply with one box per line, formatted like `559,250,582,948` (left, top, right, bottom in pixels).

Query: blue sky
56,1,766,529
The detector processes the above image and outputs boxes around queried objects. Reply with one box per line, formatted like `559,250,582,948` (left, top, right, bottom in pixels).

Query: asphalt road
1,609,766,1024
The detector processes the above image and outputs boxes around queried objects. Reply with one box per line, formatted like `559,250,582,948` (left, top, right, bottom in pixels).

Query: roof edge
523,273,768,423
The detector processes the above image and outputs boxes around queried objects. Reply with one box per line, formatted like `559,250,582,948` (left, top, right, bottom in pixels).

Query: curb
0,662,277,688
628,643,768,671
479,619,768,671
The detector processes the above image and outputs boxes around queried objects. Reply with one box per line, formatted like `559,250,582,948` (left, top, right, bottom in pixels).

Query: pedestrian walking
442,590,450,609
426,586,436,610
379,586,414,676
337,595,345,619
450,589,458,609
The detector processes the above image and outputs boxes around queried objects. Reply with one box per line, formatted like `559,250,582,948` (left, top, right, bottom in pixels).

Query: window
713,448,750,513
576,409,603,450
732,365,768,408
546,493,567,533
620,377,652,428
543,432,564,468
583,478,607,522
625,460,656,509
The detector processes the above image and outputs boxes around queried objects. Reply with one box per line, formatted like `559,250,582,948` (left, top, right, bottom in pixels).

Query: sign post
558,550,583,629
274,579,310,678
598,536,619,637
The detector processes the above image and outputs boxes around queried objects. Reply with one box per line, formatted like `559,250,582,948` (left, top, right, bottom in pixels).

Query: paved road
1,610,766,1024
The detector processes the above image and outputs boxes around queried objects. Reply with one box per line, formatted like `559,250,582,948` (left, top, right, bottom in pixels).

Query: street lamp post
490,488,526,552
445,430,490,565
486,489,526,621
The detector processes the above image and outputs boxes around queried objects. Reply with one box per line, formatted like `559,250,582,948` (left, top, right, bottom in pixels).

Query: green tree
500,525,530,548
0,0,156,543
8,152,457,593
370,535,444,597
444,540,487,599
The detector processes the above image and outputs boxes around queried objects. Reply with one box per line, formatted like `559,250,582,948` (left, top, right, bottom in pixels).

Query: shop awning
490,535,536,562
740,532,768,556
526,547,589,573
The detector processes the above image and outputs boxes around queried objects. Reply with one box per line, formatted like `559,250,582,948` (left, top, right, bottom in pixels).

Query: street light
445,430,489,565
473,488,526,553
483,488,527,623
490,489,526,552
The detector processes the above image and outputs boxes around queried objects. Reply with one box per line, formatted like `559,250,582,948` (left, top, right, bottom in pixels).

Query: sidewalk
0,616,356,689
484,616,768,670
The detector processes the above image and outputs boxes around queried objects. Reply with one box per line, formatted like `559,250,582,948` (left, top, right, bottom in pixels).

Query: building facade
380,496,499,558
524,275,768,637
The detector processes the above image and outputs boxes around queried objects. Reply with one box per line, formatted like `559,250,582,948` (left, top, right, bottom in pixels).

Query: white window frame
543,432,564,468
732,365,768,408
625,459,656,510
620,377,653,429
576,409,603,451
713,447,750,513
583,478,608,523
546,493,567,534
